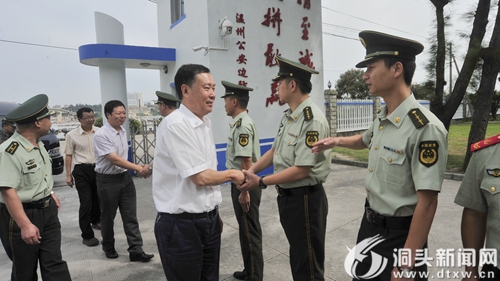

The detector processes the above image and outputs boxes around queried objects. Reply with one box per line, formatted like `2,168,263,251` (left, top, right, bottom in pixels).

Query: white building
127,92,144,107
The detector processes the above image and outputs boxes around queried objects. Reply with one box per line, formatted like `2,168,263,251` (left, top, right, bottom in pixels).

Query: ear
181,84,189,98
393,62,404,78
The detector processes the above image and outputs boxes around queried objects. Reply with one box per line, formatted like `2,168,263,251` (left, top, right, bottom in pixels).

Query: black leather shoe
233,271,248,280
105,249,118,259
129,252,154,262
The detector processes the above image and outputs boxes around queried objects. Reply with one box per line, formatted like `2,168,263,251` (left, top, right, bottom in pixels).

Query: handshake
136,164,152,179
229,169,261,192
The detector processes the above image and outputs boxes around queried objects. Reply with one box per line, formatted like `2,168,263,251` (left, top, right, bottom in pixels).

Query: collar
103,122,125,135
377,94,417,128
179,104,211,129
285,97,312,122
230,111,248,127
77,125,97,135
11,131,42,152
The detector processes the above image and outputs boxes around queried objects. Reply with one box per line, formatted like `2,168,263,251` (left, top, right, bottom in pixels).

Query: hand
391,267,414,281
51,192,61,211
238,170,259,192
65,175,73,187
311,137,339,154
238,191,251,212
20,223,41,245
137,165,152,179
230,170,245,185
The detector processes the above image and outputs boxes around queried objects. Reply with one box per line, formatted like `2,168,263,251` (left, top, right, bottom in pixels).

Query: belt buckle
365,207,373,223
275,186,282,196
42,199,50,208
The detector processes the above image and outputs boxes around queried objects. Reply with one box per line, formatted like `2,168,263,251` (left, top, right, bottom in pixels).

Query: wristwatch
259,176,267,189
398,267,414,279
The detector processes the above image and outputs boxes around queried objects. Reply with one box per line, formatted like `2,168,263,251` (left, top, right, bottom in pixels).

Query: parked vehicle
0,101,64,175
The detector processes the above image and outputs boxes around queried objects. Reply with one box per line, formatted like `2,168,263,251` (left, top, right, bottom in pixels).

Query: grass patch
332,122,500,173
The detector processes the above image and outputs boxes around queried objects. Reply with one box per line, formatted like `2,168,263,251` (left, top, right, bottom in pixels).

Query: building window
171,0,185,24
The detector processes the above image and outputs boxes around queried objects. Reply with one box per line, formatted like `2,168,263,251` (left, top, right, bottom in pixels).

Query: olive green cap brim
5,94,55,123
220,80,253,98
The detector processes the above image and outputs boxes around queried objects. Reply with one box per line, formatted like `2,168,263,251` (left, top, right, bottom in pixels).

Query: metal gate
130,120,160,166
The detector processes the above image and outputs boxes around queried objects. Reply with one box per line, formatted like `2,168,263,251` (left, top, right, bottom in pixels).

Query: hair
233,95,249,109
285,77,313,94
174,64,211,101
76,107,94,119
381,57,416,86
104,100,125,119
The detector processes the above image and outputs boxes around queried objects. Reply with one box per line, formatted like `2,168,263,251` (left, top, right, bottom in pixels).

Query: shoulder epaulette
408,108,429,129
303,106,314,121
5,141,19,155
471,134,500,152
236,118,242,128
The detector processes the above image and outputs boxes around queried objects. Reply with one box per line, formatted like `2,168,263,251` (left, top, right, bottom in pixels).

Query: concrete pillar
94,12,130,137
324,89,337,137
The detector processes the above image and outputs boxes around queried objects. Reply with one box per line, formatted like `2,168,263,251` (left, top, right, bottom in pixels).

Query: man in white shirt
152,64,245,281
93,100,153,262
65,107,101,247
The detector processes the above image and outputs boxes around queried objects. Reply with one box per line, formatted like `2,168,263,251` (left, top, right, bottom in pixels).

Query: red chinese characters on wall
298,49,315,70
238,68,248,78
264,43,280,67
261,7,282,36
236,26,245,39
236,12,248,87
297,0,311,9
236,13,245,24
266,81,285,107
301,17,310,40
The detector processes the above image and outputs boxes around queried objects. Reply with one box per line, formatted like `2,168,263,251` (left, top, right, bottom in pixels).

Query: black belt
75,163,95,167
364,207,413,230
96,171,129,178
275,183,322,196
161,206,218,220
22,195,52,210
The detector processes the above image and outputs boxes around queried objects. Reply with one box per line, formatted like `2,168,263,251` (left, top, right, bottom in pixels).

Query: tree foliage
411,81,436,100
334,69,370,99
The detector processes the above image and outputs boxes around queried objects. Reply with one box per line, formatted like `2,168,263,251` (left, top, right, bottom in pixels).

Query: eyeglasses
80,116,95,120
155,101,163,105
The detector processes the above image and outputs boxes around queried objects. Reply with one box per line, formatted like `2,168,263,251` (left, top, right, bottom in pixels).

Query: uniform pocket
22,165,42,187
378,149,406,186
480,177,500,219
281,136,298,166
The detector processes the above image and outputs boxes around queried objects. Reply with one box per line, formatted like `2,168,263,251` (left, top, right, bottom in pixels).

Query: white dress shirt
64,125,98,165
93,122,128,174
152,104,221,214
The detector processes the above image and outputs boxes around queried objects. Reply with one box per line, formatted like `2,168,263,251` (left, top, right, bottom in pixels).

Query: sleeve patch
305,131,319,148
239,134,249,147
5,141,19,155
408,108,429,128
419,141,439,167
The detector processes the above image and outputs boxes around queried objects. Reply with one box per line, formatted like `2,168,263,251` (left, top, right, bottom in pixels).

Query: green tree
94,117,103,127
334,69,369,99
129,118,141,135
411,81,436,100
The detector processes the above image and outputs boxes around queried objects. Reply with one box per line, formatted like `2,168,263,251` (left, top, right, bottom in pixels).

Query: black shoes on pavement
233,270,248,280
82,237,99,247
129,252,154,262
105,249,119,259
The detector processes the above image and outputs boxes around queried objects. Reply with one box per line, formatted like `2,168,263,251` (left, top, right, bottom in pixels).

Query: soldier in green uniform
239,56,331,281
312,31,448,280
0,94,72,281
455,134,500,280
221,81,263,281
0,119,16,144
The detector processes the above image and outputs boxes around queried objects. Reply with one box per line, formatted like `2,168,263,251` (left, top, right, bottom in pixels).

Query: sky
0,0,488,106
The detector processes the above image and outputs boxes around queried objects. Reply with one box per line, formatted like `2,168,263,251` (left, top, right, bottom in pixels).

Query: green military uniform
0,94,71,281
222,81,264,281
271,56,331,281
455,134,500,278
352,31,448,281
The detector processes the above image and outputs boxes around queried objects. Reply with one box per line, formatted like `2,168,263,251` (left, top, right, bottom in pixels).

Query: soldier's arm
461,207,487,278
0,187,40,244
248,147,274,174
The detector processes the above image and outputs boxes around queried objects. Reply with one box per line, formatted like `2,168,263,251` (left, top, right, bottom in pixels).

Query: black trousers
154,210,221,281
0,199,72,281
352,210,428,281
277,185,328,281
96,172,144,254
72,164,100,239
480,264,500,280
231,183,264,281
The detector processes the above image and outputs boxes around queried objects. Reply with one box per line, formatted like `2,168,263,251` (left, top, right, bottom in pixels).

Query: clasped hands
230,169,261,193
136,164,152,178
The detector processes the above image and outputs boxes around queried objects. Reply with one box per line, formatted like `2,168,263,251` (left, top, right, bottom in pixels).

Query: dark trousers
0,199,72,281
231,183,264,281
96,172,143,254
73,164,100,239
154,211,221,281
277,186,328,281
352,211,427,281
480,264,500,280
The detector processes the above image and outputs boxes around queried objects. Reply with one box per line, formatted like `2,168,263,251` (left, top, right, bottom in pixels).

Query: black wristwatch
259,176,267,189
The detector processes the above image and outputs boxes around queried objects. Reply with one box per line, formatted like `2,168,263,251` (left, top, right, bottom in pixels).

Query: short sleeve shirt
152,105,222,214
225,111,261,170
93,122,128,174
272,97,331,188
361,94,448,216
0,131,53,203
455,138,500,262
65,125,98,165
